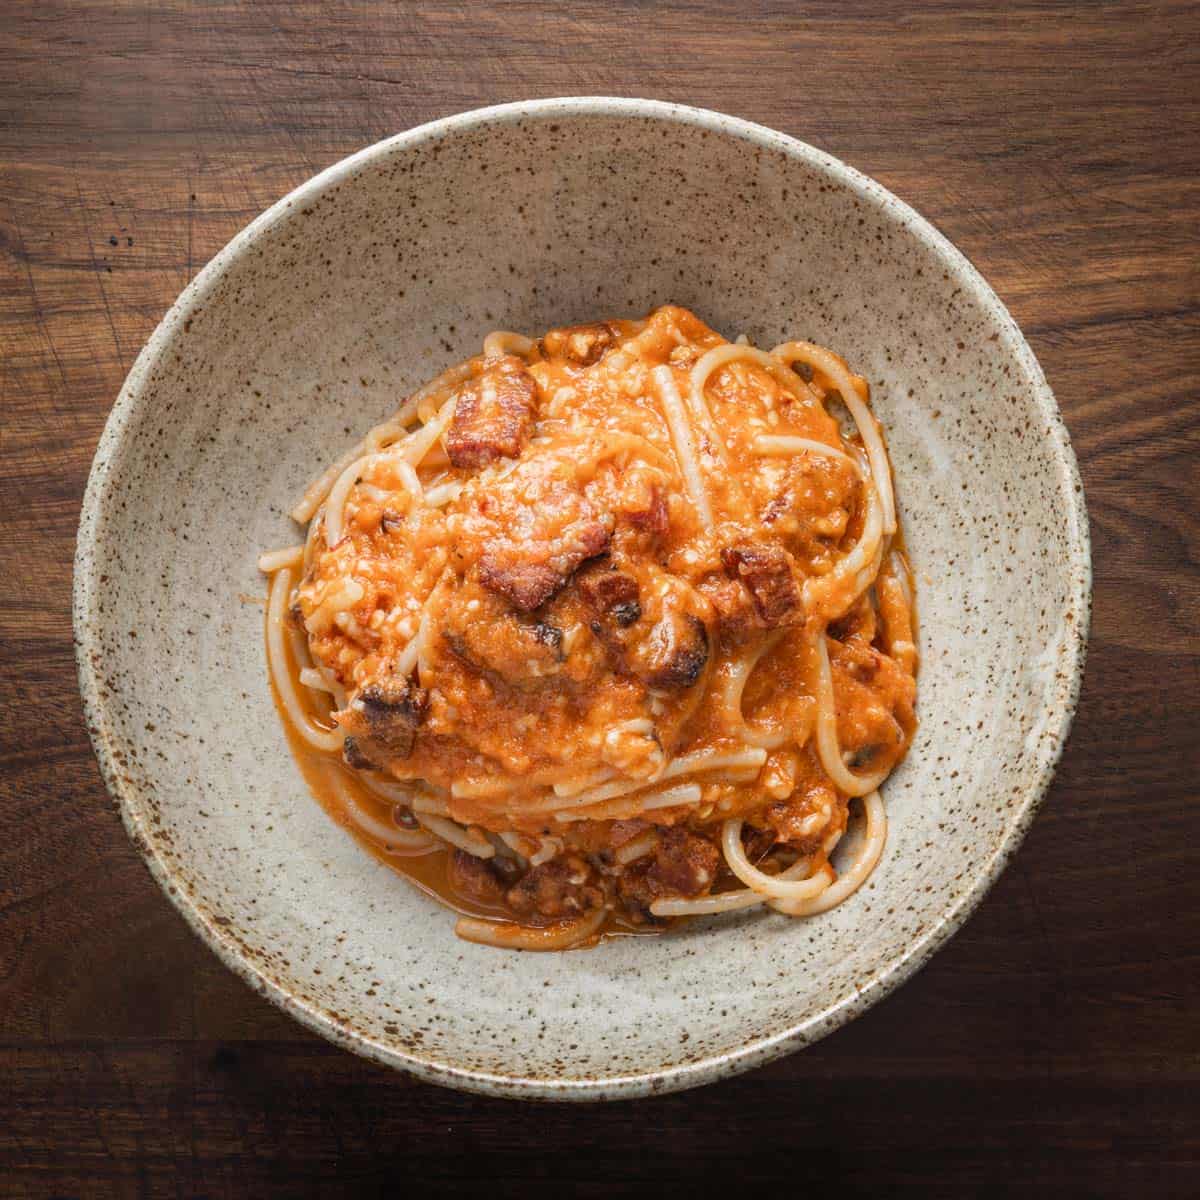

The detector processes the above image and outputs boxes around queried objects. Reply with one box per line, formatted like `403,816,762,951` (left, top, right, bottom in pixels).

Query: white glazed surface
74,98,1090,1100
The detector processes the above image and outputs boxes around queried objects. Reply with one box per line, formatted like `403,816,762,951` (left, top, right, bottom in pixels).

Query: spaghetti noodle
261,305,917,950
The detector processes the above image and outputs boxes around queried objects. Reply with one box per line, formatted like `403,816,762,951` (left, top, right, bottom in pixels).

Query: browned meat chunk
614,472,670,538
840,643,882,683
759,453,860,565
342,736,377,770
618,828,720,912
445,355,538,469
343,671,428,758
617,860,658,912
635,611,709,689
577,565,642,627
765,781,839,853
540,322,617,366
624,488,669,536
479,518,609,610
721,543,803,627
470,460,612,611
477,561,559,611
699,574,760,644
443,606,565,688
580,565,710,691
647,827,720,896
506,855,605,920
447,849,506,905
740,824,777,863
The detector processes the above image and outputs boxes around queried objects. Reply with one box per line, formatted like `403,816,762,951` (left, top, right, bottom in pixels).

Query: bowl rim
73,96,1092,1101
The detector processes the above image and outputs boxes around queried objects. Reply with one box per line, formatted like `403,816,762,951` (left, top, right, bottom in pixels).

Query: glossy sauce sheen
279,306,917,934
274,676,660,936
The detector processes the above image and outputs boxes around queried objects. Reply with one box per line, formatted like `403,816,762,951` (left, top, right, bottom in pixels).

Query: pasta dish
259,305,917,949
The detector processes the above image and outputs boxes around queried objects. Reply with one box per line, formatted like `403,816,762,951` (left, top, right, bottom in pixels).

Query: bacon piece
765,781,840,853
505,855,605,920
720,543,803,628
646,827,720,897
741,824,777,863
700,574,760,644
625,488,669,536
342,672,428,759
615,472,670,538
471,459,612,611
448,849,507,905
479,516,610,610
539,322,617,366
618,827,720,913
445,355,538,469
443,609,565,688
636,612,709,689
579,563,709,691
477,561,559,611
577,566,642,628
341,736,377,770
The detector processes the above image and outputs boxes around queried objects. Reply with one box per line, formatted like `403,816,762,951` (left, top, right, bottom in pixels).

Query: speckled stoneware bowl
74,98,1090,1100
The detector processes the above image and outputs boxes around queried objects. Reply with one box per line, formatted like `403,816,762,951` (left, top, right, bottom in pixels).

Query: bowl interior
76,100,1088,1098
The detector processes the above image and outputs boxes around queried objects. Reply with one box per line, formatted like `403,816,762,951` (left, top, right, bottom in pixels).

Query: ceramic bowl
74,98,1090,1100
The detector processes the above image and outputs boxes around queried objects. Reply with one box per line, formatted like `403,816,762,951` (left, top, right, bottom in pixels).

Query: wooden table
3,2,1197,1195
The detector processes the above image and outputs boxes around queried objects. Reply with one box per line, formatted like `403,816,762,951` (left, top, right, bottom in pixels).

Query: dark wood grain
2,1,1198,1196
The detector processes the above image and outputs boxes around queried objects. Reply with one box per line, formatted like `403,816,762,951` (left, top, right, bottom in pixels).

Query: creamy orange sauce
269,306,917,938
273,674,660,938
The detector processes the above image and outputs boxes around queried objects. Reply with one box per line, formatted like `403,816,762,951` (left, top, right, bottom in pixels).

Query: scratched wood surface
2,2,1198,1196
